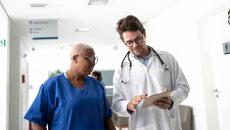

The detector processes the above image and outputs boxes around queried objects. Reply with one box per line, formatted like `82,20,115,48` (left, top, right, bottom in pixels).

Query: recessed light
30,3,48,7
75,28,90,32
88,0,108,5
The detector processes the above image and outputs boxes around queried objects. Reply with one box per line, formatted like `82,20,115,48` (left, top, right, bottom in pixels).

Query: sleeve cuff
117,100,133,117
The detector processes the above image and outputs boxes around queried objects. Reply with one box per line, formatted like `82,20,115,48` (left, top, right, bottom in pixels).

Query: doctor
112,15,190,130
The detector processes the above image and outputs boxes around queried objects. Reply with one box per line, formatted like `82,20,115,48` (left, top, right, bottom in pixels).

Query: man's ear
72,55,78,63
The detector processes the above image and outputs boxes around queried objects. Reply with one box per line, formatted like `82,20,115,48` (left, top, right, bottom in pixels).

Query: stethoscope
120,46,169,84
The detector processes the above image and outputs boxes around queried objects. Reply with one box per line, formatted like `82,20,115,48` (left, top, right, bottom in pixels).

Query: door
199,3,230,130
208,8,230,130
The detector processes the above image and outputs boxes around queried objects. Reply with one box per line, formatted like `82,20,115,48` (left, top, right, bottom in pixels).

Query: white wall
145,0,229,130
0,3,9,130
19,42,29,130
8,21,21,130
0,3,28,130
8,20,30,130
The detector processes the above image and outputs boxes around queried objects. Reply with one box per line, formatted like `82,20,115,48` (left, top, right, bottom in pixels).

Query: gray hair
70,43,94,59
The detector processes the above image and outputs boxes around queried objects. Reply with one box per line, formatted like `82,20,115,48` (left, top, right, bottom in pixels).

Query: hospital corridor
0,0,230,129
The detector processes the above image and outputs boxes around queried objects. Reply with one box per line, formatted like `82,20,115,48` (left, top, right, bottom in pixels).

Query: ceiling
0,0,179,50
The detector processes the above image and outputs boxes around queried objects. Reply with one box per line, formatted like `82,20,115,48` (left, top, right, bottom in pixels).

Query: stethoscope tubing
120,46,169,84
121,46,168,71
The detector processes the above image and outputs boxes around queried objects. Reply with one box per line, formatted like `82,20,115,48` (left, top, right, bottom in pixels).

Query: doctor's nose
132,42,139,47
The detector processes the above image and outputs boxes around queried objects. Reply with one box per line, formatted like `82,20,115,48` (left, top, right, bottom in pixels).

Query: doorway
199,3,230,130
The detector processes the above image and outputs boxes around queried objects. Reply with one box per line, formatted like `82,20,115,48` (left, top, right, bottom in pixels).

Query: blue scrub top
24,74,112,130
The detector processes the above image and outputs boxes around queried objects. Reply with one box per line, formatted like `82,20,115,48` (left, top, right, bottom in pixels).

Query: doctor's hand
153,96,173,110
127,95,147,112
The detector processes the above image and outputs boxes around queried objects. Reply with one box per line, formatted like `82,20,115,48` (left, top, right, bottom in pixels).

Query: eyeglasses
124,35,144,47
72,55,98,64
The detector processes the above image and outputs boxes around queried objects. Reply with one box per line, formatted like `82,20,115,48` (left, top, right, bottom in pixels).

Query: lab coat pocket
157,71,171,90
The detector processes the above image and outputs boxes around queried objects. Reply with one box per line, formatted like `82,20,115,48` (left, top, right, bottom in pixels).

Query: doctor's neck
134,46,151,59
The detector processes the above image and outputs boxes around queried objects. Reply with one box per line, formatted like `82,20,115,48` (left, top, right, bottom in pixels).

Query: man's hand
153,96,173,109
127,95,147,112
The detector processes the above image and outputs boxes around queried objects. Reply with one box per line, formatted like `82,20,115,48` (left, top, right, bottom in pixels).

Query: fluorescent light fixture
88,0,108,5
30,3,48,7
75,28,90,32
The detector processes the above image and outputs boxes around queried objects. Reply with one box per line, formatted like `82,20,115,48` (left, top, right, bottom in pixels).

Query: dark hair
116,15,146,40
92,71,102,81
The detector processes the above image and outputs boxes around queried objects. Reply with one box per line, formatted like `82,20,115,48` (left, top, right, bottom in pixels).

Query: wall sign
28,19,58,40
223,42,230,55
228,9,230,25
0,39,6,47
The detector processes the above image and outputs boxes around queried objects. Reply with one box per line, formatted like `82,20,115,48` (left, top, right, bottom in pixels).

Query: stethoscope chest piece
120,61,131,84
162,64,169,71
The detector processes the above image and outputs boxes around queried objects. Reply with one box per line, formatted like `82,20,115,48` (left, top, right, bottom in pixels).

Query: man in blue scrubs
24,43,115,130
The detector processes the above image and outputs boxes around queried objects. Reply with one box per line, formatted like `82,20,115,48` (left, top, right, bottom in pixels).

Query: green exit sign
0,39,6,47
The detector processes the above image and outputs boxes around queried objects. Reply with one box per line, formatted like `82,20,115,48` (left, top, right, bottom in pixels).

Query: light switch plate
223,42,230,54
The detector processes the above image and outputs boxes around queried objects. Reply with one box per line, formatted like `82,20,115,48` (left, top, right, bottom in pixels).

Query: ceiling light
30,3,48,7
88,0,108,5
75,28,90,32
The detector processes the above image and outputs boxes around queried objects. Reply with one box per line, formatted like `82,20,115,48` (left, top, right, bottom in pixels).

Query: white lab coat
112,50,190,130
